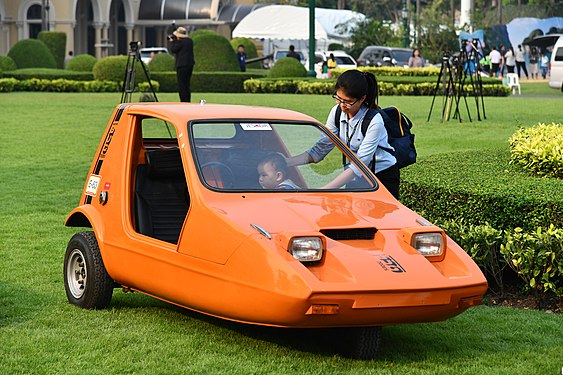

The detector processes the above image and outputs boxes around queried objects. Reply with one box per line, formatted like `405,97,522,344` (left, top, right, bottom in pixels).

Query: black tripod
427,54,457,122
120,41,159,103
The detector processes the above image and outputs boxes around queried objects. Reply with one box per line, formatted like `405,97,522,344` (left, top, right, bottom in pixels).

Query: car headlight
289,237,323,263
412,232,444,257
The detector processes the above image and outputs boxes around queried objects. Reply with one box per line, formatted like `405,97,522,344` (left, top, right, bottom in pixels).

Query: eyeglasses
332,94,360,107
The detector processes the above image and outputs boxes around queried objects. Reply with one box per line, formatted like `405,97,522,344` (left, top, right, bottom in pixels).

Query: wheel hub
67,249,87,299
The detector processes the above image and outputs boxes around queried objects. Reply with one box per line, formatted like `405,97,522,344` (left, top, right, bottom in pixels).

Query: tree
416,0,459,64
343,18,401,58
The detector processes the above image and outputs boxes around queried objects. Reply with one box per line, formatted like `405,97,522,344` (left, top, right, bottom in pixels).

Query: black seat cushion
135,149,188,244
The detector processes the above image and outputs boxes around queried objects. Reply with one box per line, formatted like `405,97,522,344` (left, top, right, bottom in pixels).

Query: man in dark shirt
169,27,195,102
286,45,301,61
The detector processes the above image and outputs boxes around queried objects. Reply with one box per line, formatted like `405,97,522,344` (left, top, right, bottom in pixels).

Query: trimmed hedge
331,66,442,78
66,54,97,72
509,123,563,179
192,33,239,72
244,78,510,96
93,55,148,83
148,53,175,72
400,148,563,231
151,71,268,93
2,68,93,81
268,57,307,78
0,55,17,73
8,39,57,69
38,31,67,69
0,77,159,93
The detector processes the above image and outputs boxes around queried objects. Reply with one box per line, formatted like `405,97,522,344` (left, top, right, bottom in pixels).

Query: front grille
320,228,377,241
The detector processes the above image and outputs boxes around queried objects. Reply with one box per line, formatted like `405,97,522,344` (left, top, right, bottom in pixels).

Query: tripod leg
139,60,159,102
427,58,447,122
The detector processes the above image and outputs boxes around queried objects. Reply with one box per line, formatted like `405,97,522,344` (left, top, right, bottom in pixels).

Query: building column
93,22,103,59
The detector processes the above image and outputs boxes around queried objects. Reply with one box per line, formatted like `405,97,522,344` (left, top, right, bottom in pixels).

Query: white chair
506,73,521,95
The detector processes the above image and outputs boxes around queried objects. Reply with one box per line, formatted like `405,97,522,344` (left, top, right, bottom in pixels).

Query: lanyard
342,113,364,166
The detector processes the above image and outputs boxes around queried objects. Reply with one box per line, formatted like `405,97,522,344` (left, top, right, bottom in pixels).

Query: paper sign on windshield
240,123,272,131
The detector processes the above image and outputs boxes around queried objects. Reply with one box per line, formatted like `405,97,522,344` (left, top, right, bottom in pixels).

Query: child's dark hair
260,152,288,176
335,69,380,109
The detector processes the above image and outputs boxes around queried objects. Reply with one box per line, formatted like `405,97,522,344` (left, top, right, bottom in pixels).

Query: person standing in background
528,47,539,79
489,46,502,77
504,46,516,74
540,52,549,79
515,45,529,79
408,49,425,68
237,44,247,72
286,45,301,61
169,26,195,102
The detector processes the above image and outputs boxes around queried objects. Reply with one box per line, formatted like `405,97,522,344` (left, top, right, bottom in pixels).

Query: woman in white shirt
288,70,399,198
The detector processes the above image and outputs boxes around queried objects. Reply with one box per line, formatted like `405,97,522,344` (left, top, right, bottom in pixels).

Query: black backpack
335,106,417,169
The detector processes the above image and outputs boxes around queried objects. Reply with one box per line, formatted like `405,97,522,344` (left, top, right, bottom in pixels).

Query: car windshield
335,56,355,65
190,121,376,192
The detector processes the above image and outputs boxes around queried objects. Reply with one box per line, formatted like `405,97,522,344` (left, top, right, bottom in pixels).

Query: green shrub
148,52,175,72
0,77,160,93
437,219,507,294
192,33,239,72
230,37,262,69
0,55,17,73
151,71,267,93
38,31,67,69
93,55,147,83
8,39,57,69
2,68,93,81
400,149,563,231
244,78,510,96
66,54,97,72
500,225,563,296
509,123,563,179
189,29,217,39
268,57,307,78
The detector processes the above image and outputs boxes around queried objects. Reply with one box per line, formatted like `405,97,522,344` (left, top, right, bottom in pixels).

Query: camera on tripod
129,41,141,53
167,21,177,42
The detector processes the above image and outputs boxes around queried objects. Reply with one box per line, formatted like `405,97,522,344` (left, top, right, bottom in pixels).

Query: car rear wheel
64,231,113,309
339,326,382,360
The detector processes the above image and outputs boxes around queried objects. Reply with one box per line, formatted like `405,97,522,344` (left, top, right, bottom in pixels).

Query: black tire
339,326,382,360
64,231,114,309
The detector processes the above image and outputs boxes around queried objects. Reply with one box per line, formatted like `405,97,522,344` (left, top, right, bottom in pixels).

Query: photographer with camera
168,26,194,102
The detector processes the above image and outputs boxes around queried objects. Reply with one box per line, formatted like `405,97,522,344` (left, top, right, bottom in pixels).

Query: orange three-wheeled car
64,103,487,359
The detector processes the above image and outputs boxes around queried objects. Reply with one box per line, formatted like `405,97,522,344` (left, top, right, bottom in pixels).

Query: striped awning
139,0,215,20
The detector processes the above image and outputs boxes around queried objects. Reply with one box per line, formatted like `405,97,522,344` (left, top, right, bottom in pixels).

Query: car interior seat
135,148,189,244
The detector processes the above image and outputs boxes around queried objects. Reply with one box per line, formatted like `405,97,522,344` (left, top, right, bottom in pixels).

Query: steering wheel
200,162,235,189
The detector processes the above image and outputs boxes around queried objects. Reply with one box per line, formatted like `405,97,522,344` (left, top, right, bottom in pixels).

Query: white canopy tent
232,5,365,54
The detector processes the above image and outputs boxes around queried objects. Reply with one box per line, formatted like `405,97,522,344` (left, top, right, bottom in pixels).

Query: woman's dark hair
335,69,379,109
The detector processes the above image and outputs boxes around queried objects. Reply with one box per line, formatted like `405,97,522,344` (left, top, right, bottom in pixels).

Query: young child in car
258,153,300,190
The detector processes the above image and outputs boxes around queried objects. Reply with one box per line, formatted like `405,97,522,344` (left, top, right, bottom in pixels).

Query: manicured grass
519,80,563,96
1,92,562,374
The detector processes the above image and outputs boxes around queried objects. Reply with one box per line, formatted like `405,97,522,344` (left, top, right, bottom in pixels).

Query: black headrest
145,149,184,178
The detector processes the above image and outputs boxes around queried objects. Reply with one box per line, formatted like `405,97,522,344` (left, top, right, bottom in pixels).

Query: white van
549,36,563,91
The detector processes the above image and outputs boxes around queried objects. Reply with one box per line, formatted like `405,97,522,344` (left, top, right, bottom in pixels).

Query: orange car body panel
66,103,487,328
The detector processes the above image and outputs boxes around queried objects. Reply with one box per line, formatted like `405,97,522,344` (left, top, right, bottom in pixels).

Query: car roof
123,103,318,127
140,47,168,52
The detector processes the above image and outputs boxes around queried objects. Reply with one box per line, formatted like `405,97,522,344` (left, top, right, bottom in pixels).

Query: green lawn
1,92,562,374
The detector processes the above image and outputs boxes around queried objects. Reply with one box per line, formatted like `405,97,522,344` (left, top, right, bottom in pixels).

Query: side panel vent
320,228,377,241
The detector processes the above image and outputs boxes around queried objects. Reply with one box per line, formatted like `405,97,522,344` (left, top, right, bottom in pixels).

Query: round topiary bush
230,37,262,69
268,57,307,78
93,55,147,83
148,52,175,72
0,55,17,73
192,33,239,72
189,29,217,39
38,31,67,68
66,54,97,72
8,39,57,69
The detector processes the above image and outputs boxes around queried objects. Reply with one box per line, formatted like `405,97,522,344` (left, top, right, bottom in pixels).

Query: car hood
207,193,417,234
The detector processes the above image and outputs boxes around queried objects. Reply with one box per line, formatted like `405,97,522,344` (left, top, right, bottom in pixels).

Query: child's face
258,162,282,189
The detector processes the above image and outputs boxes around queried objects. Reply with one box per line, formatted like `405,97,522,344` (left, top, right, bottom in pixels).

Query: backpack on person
335,106,417,170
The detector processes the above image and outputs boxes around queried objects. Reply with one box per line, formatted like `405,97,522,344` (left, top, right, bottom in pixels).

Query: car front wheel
64,231,113,309
339,326,382,360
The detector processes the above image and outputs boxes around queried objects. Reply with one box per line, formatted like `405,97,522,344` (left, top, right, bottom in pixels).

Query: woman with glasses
288,69,399,198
